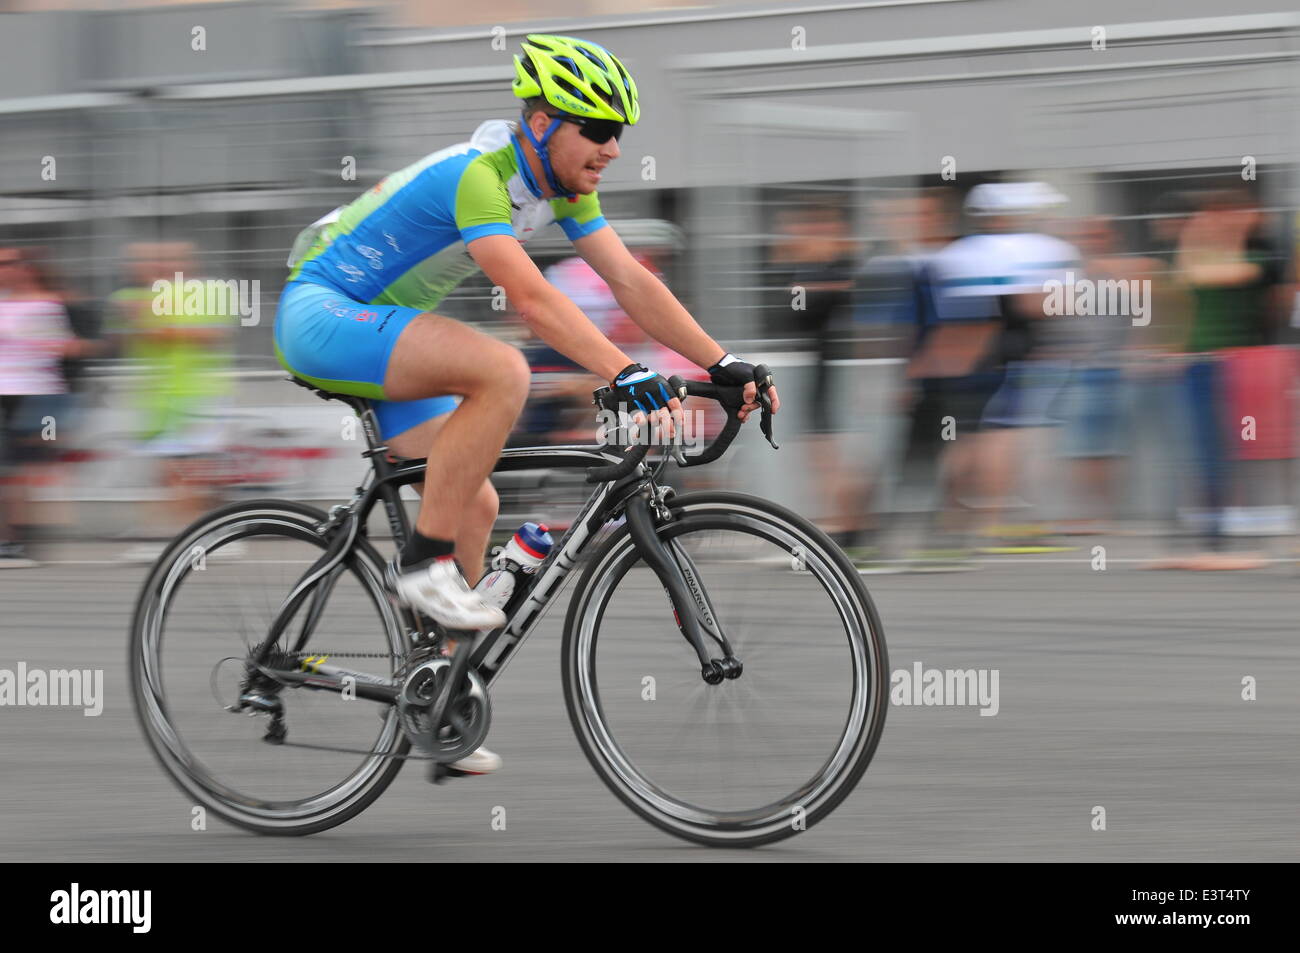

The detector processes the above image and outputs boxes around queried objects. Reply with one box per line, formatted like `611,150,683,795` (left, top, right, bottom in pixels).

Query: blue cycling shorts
273,280,459,439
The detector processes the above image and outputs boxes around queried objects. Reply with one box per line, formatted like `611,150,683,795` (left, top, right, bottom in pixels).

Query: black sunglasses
549,113,624,144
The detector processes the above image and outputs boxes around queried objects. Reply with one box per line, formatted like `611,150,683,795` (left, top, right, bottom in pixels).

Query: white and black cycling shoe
386,556,506,631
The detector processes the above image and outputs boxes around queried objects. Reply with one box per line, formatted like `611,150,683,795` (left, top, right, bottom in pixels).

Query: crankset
215,640,490,763
397,657,492,765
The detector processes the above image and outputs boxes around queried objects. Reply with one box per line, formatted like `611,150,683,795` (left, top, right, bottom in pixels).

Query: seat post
284,376,387,457
353,400,392,460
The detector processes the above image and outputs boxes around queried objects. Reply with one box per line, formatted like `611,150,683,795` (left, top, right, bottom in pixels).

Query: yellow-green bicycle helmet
512,34,640,124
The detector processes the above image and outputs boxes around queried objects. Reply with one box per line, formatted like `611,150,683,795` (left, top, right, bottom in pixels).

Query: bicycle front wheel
562,490,888,847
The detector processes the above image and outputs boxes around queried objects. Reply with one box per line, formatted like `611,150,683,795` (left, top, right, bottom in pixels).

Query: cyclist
274,34,779,773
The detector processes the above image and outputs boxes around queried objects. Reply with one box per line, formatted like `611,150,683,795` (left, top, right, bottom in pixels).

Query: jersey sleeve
551,192,608,241
454,156,517,244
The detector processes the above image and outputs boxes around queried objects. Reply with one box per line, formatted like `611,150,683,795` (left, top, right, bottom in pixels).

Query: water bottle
476,522,554,611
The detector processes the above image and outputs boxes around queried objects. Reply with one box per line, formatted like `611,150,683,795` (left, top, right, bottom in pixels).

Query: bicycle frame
252,396,734,701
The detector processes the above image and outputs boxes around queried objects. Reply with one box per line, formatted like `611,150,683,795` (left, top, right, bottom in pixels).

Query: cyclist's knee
495,344,530,407
471,480,499,527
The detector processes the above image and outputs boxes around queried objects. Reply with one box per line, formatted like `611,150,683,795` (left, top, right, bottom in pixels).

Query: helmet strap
517,112,577,199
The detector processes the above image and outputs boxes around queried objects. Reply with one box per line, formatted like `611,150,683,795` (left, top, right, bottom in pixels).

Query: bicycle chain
280,650,409,661
274,646,459,679
277,648,431,680
266,647,466,762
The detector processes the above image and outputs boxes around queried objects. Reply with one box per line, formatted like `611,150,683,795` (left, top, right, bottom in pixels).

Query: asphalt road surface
2,541,1297,862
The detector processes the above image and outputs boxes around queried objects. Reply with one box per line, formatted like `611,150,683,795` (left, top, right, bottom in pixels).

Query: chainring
397,657,491,763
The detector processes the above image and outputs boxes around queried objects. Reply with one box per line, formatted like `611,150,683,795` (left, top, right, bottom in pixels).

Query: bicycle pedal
427,761,475,785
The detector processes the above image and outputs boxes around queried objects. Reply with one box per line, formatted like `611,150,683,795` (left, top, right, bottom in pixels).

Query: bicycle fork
624,491,742,684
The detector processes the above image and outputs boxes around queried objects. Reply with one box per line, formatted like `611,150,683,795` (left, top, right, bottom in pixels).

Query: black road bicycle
129,368,888,847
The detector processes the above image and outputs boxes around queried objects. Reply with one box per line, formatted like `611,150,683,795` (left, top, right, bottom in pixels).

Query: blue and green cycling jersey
288,119,608,309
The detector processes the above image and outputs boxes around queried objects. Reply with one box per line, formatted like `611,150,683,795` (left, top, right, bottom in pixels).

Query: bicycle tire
128,499,410,836
561,490,889,847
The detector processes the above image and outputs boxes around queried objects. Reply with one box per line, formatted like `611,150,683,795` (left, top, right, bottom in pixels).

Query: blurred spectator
860,188,975,565
1050,217,1155,532
768,201,867,552
1161,188,1290,569
927,182,1080,558
769,202,859,418
107,241,236,560
0,247,94,567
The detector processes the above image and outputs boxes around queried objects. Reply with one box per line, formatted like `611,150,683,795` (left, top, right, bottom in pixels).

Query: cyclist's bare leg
382,312,527,561
385,414,499,588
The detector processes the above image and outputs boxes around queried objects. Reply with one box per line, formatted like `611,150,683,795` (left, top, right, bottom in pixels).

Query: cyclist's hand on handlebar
610,363,683,440
707,354,781,423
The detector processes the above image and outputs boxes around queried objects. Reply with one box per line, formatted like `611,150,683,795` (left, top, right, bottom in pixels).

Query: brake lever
758,402,778,450
753,365,779,451
668,376,689,465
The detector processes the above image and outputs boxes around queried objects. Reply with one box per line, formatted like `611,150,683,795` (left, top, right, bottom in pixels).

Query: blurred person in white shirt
928,182,1080,553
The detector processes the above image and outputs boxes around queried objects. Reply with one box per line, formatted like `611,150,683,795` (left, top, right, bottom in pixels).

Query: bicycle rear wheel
129,499,410,835
562,490,888,847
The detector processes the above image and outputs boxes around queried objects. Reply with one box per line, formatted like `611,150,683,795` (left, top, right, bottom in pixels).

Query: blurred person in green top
1166,189,1288,569
107,241,235,559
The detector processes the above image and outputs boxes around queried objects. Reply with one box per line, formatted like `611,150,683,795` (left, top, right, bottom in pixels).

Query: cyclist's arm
466,234,633,382
573,225,725,370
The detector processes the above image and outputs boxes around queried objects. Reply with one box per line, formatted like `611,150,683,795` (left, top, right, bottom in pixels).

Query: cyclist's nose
601,138,620,159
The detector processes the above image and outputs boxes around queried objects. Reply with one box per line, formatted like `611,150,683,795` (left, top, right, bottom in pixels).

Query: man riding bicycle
274,34,780,773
